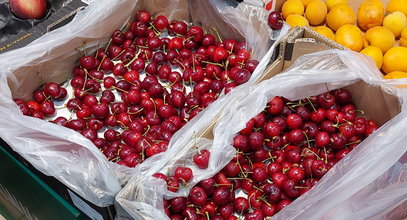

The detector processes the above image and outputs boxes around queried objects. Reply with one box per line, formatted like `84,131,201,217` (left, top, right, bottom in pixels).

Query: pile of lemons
281,0,407,79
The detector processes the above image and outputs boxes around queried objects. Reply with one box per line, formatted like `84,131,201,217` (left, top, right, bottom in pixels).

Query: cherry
311,160,330,178
68,118,86,131
268,11,283,30
244,60,259,73
219,204,234,218
202,34,216,47
43,82,61,98
287,128,305,145
286,114,303,129
189,186,207,206
213,47,228,62
80,56,96,70
199,177,216,196
213,188,230,206
330,133,347,150
230,69,251,85
263,122,280,138
154,15,169,31
135,10,151,22
267,97,284,115
174,167,193,182
233,134,250,152
92,103,109,119
317,92,336,108
315,131,330,147
40,100,55,116
277,199,291,211
169,197,186,214
252,166,267,182
271,172,288,188
287,167,305,183
334,89,352,104
182,207,199,220
310,108,326,123
234,197,249,213
321,120,337,134
193,149,210,169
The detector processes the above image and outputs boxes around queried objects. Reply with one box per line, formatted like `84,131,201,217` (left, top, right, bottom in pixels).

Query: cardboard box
116,26,402,219
0,0,88,54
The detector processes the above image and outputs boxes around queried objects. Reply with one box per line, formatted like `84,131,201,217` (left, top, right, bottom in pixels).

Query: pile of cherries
13,9,259,168
160,88,379,219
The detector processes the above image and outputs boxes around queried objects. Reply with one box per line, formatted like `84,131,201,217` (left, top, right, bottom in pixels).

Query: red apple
9,0,47,20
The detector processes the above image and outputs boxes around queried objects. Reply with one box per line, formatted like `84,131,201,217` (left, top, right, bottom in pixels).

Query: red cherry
174,167,193,182
193,149,210,169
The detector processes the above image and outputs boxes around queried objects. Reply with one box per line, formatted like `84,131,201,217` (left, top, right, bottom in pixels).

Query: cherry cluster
13,10,258,168
160,89,379,219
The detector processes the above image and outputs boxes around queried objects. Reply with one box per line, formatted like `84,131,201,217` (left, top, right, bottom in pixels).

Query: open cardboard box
116,26,404,219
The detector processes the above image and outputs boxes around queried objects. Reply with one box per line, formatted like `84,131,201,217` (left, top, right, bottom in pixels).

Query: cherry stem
97,55,106,71
202,60,224,67
351,110,365,115
346,140,361,146
111,86,128,93
323,147,328,164
209,27,223,43
305,148,322,160
307,97,317,112
253,185,264,192
111,49,126,61
124,49,142,68
227,177,246,180
295,186,309,189
303,131,312,148
104,39,112,53
128,107,144,115
324,83,330,93
174,59,186,70
84,69,103,83
143,125,151,136
258,197,272,206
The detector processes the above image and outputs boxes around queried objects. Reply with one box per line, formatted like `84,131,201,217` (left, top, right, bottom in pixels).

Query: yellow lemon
282,0,305,19
360,46,383,69
286,14,310,27
326,4,356,31
364,26,395,53
313,26,335,41
335,24,364,52
400,27,407,46
382,46,407,73
384,71,407,79
383,11,407,38
357,0,384,31
325,0,348,10
305,0,328,25
386,0,407,17
301,0,313,7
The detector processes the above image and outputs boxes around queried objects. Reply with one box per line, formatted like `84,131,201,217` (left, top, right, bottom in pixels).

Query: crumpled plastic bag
0,0,287,207
116,49,407,219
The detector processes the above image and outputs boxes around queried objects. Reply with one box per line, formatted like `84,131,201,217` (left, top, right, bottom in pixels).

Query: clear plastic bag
116,49,407,219
0,0,286,207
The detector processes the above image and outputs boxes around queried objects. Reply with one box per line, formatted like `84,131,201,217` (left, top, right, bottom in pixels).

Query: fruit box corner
264,26,401,127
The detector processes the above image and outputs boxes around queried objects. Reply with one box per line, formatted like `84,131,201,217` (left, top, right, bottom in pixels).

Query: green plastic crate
0,145,85,220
